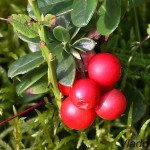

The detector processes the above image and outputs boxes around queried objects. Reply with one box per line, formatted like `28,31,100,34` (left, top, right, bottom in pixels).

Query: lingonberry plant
0,0,150,149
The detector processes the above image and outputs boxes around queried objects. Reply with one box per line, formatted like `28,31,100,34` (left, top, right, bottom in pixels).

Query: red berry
95,89,126,120
60,97,96,130
88,53,121,86
69,78,101,109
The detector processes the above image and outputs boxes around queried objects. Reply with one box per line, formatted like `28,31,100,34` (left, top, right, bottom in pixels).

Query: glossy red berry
88,53,121,86
60,97,96,130
69,78,101,109
95,89,126,120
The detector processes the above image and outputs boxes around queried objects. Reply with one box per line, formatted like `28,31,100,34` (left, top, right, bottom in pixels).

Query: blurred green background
0,0,150,149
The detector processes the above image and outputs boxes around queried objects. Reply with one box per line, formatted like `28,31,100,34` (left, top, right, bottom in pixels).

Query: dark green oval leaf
71,0,98,27
97,0,121,35
47,42,64,56
53,26,70,42
52,13,78,40
10,14,39,38
16,66,47,95
121,84,147,124
56,51,76,86
8,51,45,78
25,76,49,95
17,32,40,44
72,38,96,52
27,0,73,18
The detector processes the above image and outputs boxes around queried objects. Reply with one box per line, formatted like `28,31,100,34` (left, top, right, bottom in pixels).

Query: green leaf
16,66,47,95
53,13,71,28
22,93,43,103
97,0,121,35
70,49,81,59
53,26,70,42
47,42,64,56
10,14,39,38
72,38,96,52
25,76,49,95
56,51,76,86
121,84,147,124
52,13,78,40
17,32,40,43
138,119,150,141
27,0,73,18
42,14,56,27
8,51,45,78
71,0,98,27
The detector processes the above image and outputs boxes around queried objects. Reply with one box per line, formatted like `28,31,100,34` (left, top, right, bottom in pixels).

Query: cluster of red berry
59,52,127,130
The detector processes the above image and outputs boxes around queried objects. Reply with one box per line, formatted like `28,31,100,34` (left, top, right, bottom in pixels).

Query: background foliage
0,0,150,149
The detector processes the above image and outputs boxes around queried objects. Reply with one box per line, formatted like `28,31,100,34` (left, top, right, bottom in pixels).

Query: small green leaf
70,49,81,59
8,51,45,78
47,42,64,56
10,14,39,38
72,38,96,52
16,66,47,95
138,119,150,141
71,0,98,27
54,13,71,28
44,14,56,26
53,26,70,42
52,13,78,40
22,93,43,103
97,0,121,35
27,0,73,18
39,14,56,27
26,76,49,94
17,32,40,44
56,51,76,86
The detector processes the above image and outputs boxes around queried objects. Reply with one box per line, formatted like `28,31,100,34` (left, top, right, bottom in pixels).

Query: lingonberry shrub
1,0,149,149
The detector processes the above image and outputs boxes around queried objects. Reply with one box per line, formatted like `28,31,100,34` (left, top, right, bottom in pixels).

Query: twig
0,100,46,125
0,17,8,21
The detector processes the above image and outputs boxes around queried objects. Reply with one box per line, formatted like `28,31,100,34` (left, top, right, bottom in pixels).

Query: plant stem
28,0,41,21
0,17,8,21
124,104,133,150
28,0,62,109
0,100,46,125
